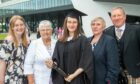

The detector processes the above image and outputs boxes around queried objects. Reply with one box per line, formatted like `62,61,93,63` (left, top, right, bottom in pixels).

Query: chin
16,32,24,36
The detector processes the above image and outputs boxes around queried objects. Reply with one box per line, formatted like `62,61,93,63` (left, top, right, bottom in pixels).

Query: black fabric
117,35,125,69
52,35,93,84
118,71,128,84
104,24,140,77
22,76,28,84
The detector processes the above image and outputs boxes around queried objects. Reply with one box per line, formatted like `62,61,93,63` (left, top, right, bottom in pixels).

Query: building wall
71,0,140,37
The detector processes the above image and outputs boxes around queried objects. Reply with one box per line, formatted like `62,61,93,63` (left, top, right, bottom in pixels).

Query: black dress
52,35,93,84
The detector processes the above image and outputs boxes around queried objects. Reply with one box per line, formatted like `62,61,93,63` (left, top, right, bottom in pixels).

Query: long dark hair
59,12,83,42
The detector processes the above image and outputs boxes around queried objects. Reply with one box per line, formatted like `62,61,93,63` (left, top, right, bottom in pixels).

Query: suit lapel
94,34,105,56
123,24,131,54
109,26,116,38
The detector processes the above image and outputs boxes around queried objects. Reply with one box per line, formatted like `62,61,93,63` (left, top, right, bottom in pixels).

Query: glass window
1,0,12,3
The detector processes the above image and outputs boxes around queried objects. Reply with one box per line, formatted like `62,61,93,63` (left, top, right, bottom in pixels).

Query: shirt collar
115,23,126,31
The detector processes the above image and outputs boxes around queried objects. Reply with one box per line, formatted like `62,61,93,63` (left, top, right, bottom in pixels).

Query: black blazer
104,24,140,77
88,33,120,84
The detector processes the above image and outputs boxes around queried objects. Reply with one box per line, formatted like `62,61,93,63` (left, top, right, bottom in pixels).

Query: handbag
118,71,128,84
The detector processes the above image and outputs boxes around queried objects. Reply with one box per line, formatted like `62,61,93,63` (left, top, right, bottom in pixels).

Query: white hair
38,20,52,29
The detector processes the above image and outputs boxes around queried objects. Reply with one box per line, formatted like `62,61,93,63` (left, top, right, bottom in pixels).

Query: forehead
14,19,24,24
39,26,51,29
111,9,124,15
92,19,103,24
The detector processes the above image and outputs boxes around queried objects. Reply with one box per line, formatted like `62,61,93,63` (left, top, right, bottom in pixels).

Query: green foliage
0,33,7,40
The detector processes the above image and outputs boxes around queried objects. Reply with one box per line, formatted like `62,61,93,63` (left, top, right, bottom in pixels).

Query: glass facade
1,0,12,3
0,0,73,32
0,0,72,16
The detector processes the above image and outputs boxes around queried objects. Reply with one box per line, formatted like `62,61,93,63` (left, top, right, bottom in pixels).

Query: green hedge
0,33,7,40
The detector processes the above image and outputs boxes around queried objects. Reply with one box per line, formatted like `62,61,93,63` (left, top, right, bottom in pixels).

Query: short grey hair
111,6,126,15
38,20,52,29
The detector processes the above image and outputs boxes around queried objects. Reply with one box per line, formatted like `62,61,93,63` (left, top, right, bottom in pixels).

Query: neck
15,35,22,43
43,38,51,46
91,33,103,44
69,32,74,37
94,33,102,39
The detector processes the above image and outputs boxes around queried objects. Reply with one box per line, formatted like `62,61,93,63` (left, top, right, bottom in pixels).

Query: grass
0,33,7,40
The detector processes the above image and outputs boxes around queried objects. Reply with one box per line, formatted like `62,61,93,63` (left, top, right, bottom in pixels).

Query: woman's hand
27,74,35,84
65,74,75,82
45,58,54,69
65,68,84,82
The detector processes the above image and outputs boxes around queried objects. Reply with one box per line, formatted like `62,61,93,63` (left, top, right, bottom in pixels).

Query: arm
65,68,84,82
0,60,6,84
27,74,34,84
105,37,120,84
24,41,36,84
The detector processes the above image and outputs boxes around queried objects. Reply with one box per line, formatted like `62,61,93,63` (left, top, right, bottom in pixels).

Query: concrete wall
71,0,140,37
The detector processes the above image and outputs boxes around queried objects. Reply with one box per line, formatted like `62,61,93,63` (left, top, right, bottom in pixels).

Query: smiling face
66,17,78,34
38,20,53,40
111,8,126,28
39,26,52,40
91,17,105,36
12,19,25,37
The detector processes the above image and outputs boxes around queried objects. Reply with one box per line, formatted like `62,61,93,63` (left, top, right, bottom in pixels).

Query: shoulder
30,38,41,45
126,24,140,32
87,36,93,42
51,38,57,44
103,33,116,42
4,35,13,43
104,25,114,31
79,34,88,40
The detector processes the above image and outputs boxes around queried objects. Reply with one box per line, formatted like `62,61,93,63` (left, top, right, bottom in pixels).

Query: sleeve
78,36,94,84
52,41,59,64
0,41,13,61
51,41,61,80
24,41,36,75
105,37,120,84
135,26,140,49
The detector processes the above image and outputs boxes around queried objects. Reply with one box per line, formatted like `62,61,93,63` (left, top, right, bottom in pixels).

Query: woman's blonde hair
8,15,28,48
91,17,106,28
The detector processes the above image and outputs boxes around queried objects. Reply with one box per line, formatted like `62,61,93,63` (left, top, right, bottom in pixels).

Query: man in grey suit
104,7,140,84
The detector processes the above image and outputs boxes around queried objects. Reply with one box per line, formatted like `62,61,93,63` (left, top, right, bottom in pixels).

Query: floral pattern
0,40,27,84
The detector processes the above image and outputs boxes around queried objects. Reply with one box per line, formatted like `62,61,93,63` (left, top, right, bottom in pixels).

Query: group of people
0,6,140,84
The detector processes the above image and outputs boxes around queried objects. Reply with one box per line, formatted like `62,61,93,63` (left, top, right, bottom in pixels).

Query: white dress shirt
24,38,56,84
115,23,126,38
